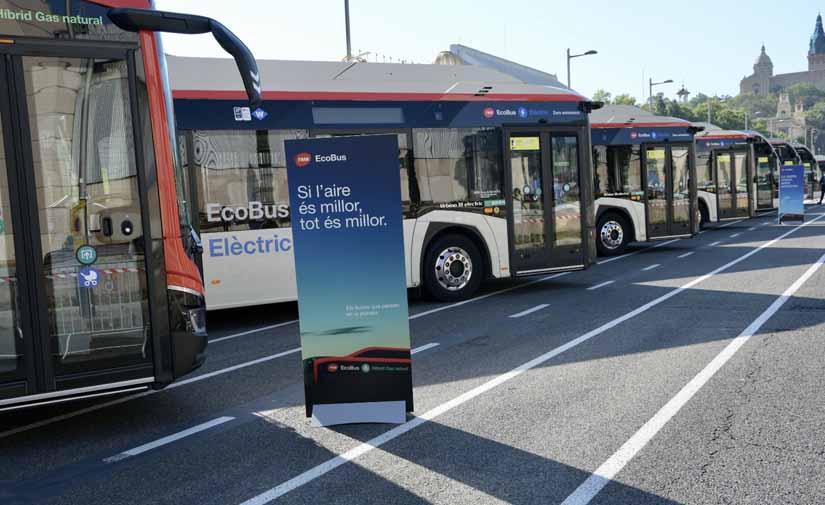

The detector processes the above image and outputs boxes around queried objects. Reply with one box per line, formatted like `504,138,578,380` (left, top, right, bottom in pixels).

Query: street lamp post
344,0,352,61
811,128,818,153
648,78,674,108
566,48,598,89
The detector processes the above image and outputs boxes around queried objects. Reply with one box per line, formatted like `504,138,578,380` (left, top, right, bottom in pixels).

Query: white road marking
641,264,660,272
410,272,568,320
587,281,615,291
0,347,301,440
561,249,825,505
508,304,550,318
238,213,825,505
709,241,722,247
411,343,440,354
597,239,679,265
730,233,741,238
677,252,694,259
104,416,235,463
748,227,757,231
209,320,298,344
717,219,744,229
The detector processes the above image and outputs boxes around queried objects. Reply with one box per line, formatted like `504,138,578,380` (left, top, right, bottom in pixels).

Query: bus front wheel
596,213,630,256
423,233,483,302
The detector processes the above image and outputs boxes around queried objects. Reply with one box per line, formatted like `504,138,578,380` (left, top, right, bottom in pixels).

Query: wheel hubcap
434,246,473,291
600,221,624,250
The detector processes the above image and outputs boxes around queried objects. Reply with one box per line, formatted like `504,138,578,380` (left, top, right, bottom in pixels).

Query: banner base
311,401,406,427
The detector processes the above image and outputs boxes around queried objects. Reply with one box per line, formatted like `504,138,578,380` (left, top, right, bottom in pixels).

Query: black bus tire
423,233,483,302
596,212,630,256
698,202,709,229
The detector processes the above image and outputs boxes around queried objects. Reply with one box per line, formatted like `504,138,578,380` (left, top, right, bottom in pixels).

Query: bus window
613,145,642,197
0,115,20,379
412,128,503,206
191,129,307,233
24,55,150,372
696,150,713,193
593,145,607,197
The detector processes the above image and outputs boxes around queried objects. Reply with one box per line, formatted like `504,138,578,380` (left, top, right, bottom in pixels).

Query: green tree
613,94,637,106
592,89,612,104
805,101,825,131
786,83,825,109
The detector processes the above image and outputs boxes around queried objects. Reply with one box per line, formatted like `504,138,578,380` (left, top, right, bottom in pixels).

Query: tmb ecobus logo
294,152,312,167
294,152,349,167
483,106,519,119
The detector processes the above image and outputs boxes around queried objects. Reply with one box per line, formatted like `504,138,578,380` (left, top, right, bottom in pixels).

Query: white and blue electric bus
168,56,601,307
694,130,780,223
590,105,701,255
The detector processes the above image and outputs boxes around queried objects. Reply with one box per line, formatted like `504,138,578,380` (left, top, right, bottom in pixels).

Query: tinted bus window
697,150,714,193
191,130,307,233
412,128,503,205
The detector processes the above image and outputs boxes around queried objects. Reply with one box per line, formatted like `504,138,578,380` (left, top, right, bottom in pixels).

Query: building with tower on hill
740,14,825,96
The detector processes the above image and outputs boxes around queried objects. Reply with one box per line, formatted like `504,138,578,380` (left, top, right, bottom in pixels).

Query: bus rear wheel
423,233,483,302
596,213,629,256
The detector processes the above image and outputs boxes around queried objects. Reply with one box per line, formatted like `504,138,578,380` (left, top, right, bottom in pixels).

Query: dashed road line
104,416,235,463
411,343,440,354
717,219,744,229
641,264,660,272
237,213,825,505
730,233,741,238
709,241,722,247
561,248,825,505
677,252,694,259
509,304,550,318
748,226,757,231
409,273,568,320
587,281,615,291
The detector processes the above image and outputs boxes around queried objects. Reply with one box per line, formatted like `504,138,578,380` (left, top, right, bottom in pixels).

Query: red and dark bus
0,0,261,411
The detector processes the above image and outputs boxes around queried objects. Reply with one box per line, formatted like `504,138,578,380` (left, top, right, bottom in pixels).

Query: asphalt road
2,207,825,505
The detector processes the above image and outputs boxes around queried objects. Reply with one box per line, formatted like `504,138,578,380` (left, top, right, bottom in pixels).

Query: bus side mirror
108,8,262,108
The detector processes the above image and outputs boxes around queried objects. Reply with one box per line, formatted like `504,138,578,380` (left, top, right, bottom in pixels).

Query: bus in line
0,1,261,411
694,130,779,224
590,105,701,255
169,56,600,307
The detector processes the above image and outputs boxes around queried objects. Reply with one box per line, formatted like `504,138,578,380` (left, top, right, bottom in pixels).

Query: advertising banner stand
779,164,805,224
286,135,413,427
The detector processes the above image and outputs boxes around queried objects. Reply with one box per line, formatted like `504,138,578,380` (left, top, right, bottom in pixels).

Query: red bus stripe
172,89,585,103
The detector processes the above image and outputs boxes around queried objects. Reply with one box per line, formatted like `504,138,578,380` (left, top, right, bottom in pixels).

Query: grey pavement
1,209,824,505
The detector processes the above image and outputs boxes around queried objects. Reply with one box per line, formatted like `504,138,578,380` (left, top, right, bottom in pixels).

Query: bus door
504,129,585,275
755,150,776,210
714,150,750,219
0,45,156,404
642,145,692,239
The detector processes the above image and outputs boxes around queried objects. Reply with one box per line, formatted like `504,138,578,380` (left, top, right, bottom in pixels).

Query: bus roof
696,129,769,141
168,55,587,103
589,104,690,129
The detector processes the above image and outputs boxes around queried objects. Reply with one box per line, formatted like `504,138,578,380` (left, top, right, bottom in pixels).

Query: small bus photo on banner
285,134,413,427
779,164,805,224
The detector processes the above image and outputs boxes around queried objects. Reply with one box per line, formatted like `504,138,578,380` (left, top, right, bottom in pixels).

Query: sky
157,0,825,101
